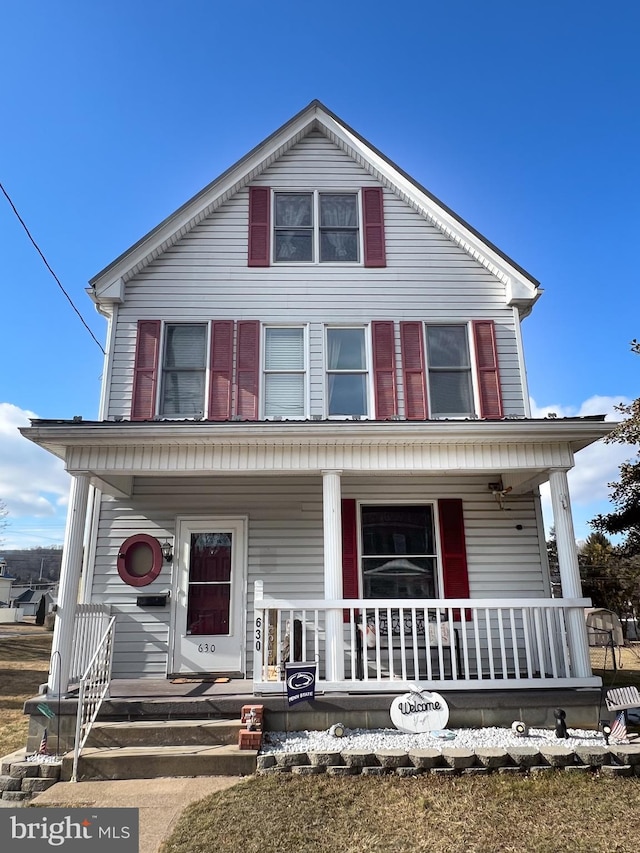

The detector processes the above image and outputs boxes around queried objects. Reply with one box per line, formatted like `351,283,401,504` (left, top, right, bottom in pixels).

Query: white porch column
548,468,592,678
322,469,344,681
48,474,90,696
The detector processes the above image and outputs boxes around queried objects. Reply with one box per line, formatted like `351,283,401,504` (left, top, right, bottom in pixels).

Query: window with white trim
425,324,475,418
263,326,306,418
274,192,359,263
326,327,368,417
160,323,208,417
361,505,438,599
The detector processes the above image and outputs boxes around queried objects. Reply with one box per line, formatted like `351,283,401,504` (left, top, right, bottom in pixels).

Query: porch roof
21,416,612,500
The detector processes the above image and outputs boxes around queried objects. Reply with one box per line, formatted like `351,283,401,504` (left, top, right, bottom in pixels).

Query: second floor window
426,325,474,418
160,324,207,417
263,327,306,418
326,327,368,417
274,192,359,263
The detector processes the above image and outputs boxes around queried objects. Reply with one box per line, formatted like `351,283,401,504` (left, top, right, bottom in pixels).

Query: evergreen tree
592,341,640,554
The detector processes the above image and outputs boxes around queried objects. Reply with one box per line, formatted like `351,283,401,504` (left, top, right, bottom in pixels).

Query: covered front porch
21,417,611,700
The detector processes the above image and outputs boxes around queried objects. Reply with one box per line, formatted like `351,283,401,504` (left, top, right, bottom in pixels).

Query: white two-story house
23,100,610,699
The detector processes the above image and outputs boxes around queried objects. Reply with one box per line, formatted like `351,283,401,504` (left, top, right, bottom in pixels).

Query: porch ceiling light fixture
161,539,174,563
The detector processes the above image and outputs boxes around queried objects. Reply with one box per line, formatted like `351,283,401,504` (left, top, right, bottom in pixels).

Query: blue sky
1,1,638,549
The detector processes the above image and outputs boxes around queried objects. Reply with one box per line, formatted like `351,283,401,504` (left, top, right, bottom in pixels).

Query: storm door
172,517,246,675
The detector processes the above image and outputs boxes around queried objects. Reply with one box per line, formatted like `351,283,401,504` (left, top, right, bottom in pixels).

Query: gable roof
89,100,540,312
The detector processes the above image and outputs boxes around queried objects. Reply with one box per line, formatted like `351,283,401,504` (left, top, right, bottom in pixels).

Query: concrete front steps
61,718,258,781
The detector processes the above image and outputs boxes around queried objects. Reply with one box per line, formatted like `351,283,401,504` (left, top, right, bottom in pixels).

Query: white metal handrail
71,615,116,782
253,584,595,693
69,604,112,685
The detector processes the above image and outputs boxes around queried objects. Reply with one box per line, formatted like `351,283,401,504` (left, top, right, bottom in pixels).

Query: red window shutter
372,321,397,419
362,187,386,267
234,320,260,419
341,498,359,622
400,321,428,419
438,498,470,621
131,320,161,420
208,321,234,420
248,186,270,267
473,320,503,419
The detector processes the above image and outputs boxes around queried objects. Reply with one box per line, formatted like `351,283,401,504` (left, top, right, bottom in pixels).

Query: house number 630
255,616,262,651
197,643,215,653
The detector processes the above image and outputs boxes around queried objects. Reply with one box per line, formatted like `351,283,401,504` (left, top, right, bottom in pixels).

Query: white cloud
0,402,70,547
531,395,636,539
530,395,631,422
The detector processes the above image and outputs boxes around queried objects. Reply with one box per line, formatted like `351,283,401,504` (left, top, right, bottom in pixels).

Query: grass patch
0,628,51,757
163,773,640,853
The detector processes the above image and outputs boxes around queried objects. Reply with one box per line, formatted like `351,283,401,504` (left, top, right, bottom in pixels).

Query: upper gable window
425,325,474,418
274,192,359,263
160,324,208,417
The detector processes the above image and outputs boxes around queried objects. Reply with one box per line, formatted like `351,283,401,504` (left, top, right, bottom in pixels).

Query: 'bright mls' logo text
1,808,138,852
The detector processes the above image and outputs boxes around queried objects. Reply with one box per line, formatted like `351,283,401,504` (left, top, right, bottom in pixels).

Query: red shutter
208,321,234,420
362,187,386,267
341,498,359,622
131,320,161,420
248,186,270,267
371,321,397,419
473,320,503,419
438,498,470,620
400,322,428,420
234,320,260,419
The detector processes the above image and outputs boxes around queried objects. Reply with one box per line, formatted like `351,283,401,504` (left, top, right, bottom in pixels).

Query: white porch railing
71,615,116,782
68,604,112,685
253,583,597,692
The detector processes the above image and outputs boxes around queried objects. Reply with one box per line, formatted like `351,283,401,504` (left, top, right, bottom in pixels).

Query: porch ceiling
21,418,612,499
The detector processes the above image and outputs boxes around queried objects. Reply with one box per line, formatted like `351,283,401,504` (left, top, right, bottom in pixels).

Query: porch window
326,327,368,417
263,327,306,417
274,192,359,263
160,324,207,417
361,505,437,599
426,325,474,418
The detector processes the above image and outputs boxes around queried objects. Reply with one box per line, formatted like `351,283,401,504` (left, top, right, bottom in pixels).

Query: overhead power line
0,181,105,354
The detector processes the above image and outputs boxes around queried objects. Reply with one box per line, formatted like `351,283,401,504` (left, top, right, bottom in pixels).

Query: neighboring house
11,588,55,618
22,101,611,698
0,561,16,608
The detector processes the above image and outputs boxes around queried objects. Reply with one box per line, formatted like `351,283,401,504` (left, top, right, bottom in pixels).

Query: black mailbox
136,595,168,607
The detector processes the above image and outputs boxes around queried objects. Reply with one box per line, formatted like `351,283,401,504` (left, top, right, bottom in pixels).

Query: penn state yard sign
390,689,449,733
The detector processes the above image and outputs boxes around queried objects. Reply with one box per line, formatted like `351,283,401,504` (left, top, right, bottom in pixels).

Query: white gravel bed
262,726,608,754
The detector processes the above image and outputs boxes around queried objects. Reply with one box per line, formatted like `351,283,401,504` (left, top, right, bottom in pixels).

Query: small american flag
610,711,628,744
37,729,49,755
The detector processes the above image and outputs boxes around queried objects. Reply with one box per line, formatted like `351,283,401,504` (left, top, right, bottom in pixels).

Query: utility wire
1,181,105,354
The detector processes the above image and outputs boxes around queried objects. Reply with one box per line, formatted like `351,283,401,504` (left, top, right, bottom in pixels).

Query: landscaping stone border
0,750,62,804
257,744,640,776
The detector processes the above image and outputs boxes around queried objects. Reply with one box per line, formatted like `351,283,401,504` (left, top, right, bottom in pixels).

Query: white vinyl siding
91,475,545,678
106,131,526,421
